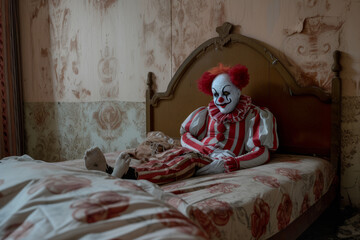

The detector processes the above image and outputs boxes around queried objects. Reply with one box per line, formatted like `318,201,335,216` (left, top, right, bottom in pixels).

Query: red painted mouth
217,99,231,108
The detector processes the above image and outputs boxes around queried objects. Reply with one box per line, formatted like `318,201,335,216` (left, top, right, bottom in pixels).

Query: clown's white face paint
211,73,241,114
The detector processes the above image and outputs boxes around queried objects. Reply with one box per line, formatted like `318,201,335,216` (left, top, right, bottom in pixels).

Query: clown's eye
223,91,230,96
213,92,219,97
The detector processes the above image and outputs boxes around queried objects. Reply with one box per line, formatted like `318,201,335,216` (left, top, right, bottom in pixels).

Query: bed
0,22,341,240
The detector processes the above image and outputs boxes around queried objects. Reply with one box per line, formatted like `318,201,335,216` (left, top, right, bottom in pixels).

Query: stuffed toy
84,63,278,183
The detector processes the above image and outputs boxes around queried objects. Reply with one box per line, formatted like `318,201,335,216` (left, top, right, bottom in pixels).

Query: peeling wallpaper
19,0,360,207
21,0,171,102
283,16,343,90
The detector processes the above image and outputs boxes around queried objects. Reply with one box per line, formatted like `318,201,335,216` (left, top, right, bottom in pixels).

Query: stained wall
19,0,360,207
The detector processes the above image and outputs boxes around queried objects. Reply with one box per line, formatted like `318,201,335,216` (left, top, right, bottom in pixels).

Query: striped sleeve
235,146,270,169
180,107,210,154
245,107,279,152
229,107,278,170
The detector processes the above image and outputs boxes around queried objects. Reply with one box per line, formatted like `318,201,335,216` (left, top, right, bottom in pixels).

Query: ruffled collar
208,95,252,123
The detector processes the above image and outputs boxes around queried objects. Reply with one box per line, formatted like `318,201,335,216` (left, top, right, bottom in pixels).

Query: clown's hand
209,148,235,160
196,149,237,176
224,158,239,172
209,149,238,172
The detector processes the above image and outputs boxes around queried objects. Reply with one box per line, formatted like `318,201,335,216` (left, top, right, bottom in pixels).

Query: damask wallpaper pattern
24,101,145,162
341,97,360,206
19,0,360,207
283,16,343,90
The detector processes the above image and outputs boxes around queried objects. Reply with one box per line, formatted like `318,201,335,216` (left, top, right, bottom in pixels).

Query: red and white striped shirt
180,95,278,170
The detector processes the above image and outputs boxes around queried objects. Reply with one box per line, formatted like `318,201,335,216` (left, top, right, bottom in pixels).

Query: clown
181,63,278,175
84,64,278,183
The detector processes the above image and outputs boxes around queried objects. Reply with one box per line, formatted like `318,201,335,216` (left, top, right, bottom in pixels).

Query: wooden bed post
146,72,154,134
331,50,342,172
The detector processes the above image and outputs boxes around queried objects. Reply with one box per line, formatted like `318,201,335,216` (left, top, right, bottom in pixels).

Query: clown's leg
84,147,113,174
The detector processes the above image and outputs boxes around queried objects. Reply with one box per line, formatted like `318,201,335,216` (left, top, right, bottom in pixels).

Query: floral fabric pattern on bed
161,154,335,240
0,155,207,240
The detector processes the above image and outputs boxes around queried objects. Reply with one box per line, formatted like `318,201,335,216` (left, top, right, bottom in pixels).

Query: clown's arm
226,107,279,171
180,107,214,154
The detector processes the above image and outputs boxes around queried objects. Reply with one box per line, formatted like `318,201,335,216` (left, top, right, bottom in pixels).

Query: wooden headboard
146,22,341,169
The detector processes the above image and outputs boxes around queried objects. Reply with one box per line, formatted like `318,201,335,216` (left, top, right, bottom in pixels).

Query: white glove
209,149,235,160
195,149,235,176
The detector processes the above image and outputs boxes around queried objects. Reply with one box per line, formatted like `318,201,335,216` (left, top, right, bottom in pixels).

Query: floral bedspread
0,155,207,240
161,154,335,240
0,153,335,240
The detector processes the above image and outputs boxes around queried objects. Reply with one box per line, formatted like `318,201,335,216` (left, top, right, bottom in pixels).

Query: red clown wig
197,63,249,95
